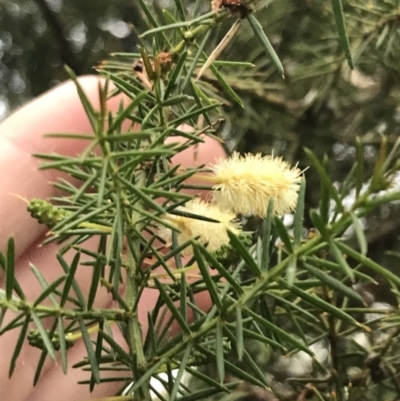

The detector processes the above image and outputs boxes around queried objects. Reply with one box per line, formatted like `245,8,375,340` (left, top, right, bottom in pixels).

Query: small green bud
27,329,74,351
27,199,70,227
212,232,252,266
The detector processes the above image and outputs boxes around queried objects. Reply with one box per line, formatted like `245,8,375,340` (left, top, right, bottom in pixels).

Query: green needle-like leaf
185,365,233,395
216,321,225,384
306,148,345,215
293,178,306,247
246,308,314,356
170,103,220,126
354,137,365,197
91,322,104,391
78,316,100,384
34,342,52,385
87,256,104,311
259,198,274,272
227,230,261,277
337,241,400,287
57,316,68,374
0,250,5,271
319,155,331,224
154,278,191,335
350,212,368,256
58,252,85,308
181,29,213,92
329,238,354,281
241,326,286,352
174,0,186,22
169,344,192,401
108,90,149,133
197,343,268,389
302,263,364,304
274,216,294,254
209,64,243,107
65,65,98,131
235,305,244,361
267,291,320,324
5,237,15,301
197,244,244,295
101,331,132,365
331,0,354,68
32,276,65,307
5,2,400,399
192,245,222,310
287,284,366,330
164,51,188,100
246,14,284,77
31,312,57,361
286,256,297,288
9,315,30,377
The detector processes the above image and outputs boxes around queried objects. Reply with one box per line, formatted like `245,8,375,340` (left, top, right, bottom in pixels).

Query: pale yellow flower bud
159,198,242,255
211,152,302,217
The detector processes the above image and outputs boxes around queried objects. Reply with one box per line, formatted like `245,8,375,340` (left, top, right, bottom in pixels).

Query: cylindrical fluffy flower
211,152,302,217
158,198,241,255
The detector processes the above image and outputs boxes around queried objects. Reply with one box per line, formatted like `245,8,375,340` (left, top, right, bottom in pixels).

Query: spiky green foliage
2,1,400,401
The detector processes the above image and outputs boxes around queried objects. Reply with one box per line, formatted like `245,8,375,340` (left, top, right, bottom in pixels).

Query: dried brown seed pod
211,0,251,18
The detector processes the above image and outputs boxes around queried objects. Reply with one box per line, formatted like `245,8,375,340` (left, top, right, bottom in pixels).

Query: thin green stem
0,298,131,332
93,92,152,399
126,170,151,401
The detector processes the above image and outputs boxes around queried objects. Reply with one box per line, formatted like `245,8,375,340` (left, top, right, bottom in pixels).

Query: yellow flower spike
211,152,302,217
158,198,242,255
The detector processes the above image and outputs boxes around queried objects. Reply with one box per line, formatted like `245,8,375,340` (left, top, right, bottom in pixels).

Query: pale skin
0,76,225,401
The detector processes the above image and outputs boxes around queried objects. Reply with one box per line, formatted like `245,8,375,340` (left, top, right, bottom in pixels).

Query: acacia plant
2,1,400,401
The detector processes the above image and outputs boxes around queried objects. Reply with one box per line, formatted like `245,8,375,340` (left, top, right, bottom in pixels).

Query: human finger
0,236,121,401
0,76,130,258
167,124,226,200
26,278,213,401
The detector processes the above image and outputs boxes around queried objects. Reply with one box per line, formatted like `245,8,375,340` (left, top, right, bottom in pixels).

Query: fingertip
0,76,130,256
1,75,130,155
168,131,226,169
167,133,226,200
